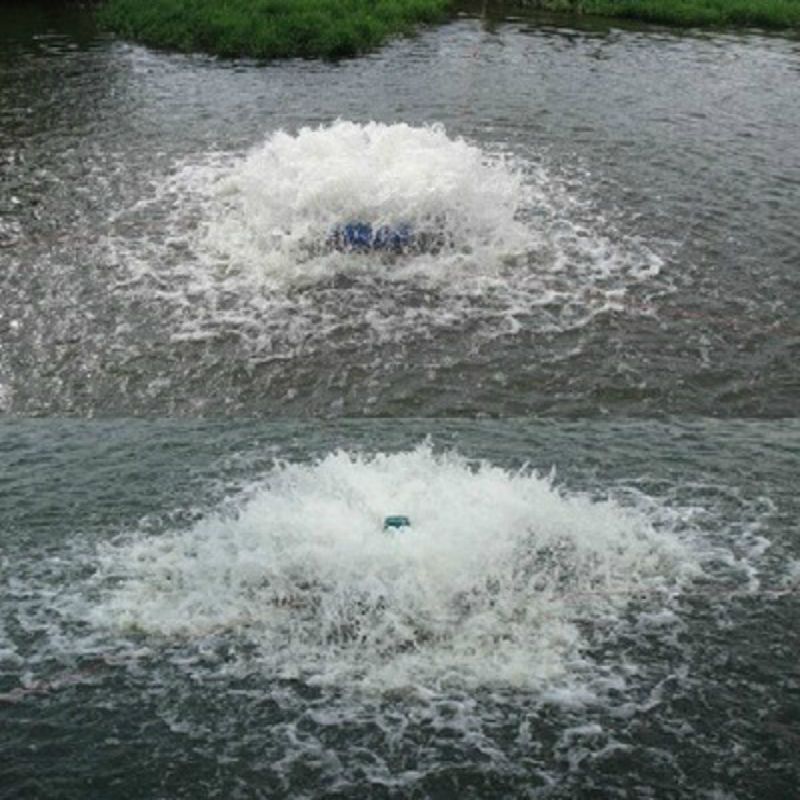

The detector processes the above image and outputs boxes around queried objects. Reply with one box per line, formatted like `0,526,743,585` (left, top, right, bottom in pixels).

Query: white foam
107,121,666,353
198,120,533,285
0,381,11,413
87,445,698,693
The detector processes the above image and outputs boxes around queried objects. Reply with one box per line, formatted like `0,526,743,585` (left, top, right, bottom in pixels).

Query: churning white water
199,120,533,284
88,445,698,693
109,121,664,352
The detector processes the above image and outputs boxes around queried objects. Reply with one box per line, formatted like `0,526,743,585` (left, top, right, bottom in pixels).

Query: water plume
88,445,697,693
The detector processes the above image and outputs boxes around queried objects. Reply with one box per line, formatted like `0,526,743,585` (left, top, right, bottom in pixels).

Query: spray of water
109,121,664,354
88,445,697,693
199,120,533,284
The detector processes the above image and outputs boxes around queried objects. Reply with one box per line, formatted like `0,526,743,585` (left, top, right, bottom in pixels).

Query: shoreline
96,0,450,60
96,0,800,60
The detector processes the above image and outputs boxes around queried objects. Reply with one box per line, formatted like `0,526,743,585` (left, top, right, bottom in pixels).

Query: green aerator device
383,515,411,531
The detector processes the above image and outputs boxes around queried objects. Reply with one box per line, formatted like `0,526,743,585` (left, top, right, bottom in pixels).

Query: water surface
1,2,798,415
1,417,799,798
1,3,799,798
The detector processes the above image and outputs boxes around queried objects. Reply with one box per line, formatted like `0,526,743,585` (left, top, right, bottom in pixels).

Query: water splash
109,121,664,355
199,120,533,284
88,445,697,693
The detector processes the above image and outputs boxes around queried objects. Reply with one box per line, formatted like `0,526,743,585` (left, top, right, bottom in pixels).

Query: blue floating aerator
383,515,411,531
330,222,415,252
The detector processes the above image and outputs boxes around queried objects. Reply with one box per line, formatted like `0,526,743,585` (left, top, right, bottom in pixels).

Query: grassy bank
97,0,450,59
536,0,800,28
97,0,800,60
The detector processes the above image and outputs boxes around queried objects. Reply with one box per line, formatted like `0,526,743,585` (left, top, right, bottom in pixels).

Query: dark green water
1,418,799,798
1,2,799,798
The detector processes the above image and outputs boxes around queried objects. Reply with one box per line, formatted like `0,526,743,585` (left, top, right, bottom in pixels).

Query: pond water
1,2,798,798
2,2,799,416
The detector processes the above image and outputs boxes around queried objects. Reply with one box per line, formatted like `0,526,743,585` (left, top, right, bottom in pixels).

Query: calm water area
1,1,799,798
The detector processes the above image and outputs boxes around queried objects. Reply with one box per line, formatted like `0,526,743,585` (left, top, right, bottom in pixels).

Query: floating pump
383,515,411,532
329,222,415,253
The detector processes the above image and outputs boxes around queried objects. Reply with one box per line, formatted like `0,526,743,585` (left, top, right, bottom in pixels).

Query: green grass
539,0,800,28
97,0,451,59
97,0,800,60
